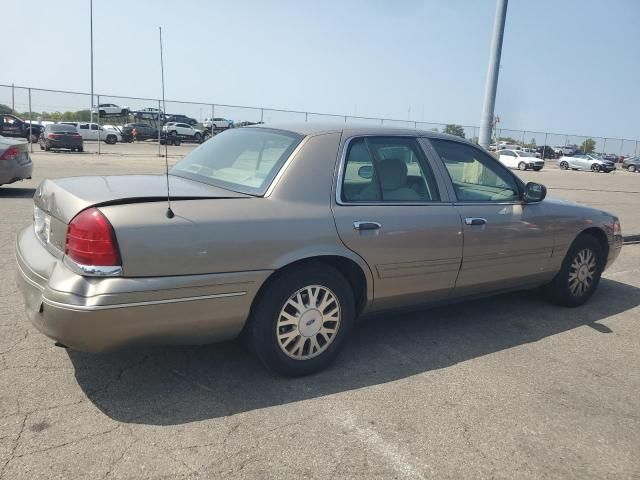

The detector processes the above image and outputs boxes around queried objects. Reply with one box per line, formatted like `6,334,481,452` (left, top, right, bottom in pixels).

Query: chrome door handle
353,221,382,231
465,217,487,226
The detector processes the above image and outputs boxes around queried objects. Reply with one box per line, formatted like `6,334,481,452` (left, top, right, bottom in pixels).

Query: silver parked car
0,135,33,186
15,125,623,376
557,154,616,173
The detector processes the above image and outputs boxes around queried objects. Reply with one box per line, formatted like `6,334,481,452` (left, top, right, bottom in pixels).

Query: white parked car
91,103,129,117
133,108,164,120
520,147,541,158
498,149,544,171
60,122,121,144
162,122,203,142
203,117,233,130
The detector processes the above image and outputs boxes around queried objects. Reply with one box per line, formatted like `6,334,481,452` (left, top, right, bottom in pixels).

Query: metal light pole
89,0,94,126
478,0,508,149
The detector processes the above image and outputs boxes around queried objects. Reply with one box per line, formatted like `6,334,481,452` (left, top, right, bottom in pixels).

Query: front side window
171,128,302,195
341,137,440,202
79,124,89,130
430,139,521,202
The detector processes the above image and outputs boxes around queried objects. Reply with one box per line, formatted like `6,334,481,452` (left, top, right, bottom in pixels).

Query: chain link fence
1,83,638,159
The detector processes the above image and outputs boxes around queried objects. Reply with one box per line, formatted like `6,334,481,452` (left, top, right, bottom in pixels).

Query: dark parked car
622,156,640,173
120,123,159,142
535,146,557,159
601,153,619,163
0,114,43,143
38,124,83,152
165,114,198,126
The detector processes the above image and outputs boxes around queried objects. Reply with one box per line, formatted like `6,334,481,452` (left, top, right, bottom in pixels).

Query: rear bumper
0,157,33,184
15,225,269,352
46,139,83,149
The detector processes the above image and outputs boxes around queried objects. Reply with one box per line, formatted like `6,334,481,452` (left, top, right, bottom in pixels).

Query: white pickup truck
60,122,122,144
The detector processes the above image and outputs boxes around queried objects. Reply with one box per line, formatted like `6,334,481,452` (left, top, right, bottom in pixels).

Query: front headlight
33,206,51,245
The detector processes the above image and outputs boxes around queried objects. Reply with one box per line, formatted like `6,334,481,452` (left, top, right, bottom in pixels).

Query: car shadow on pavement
68,278,640,425
0,187,35,198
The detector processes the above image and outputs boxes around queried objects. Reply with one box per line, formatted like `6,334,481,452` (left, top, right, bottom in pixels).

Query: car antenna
159,26,174,219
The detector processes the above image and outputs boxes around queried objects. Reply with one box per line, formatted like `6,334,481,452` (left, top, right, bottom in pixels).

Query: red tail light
65,208,120,266
48,133,63,139
0,146,21,161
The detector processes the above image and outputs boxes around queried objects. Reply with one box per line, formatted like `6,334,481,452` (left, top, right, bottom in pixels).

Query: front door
332,136,463,310
426,138,555,297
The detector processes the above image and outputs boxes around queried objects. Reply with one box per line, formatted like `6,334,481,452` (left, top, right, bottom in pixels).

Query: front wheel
628,165,636,173
194,132,202,142
542,234,604,307
518,161,527,171
246,264,355,376
591,164,601,173
560,161,569,170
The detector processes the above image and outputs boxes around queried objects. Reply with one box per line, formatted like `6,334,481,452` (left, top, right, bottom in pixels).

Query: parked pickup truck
59,122,121,144
0,114,43,143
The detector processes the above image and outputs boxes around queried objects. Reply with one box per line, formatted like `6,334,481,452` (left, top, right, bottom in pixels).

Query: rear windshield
171,128,302,195
49,125,77,132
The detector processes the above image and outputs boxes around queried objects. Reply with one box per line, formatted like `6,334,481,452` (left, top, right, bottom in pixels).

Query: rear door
425,138,555,297
332,135,463,310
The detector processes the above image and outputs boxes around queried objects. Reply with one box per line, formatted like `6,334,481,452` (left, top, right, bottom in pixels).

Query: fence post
28,88,32,153
564,135,568,147
380,119,384,125
260,108,264,123
619,141,623,158
543,132,548,159
12,83,15,112
521,130,525,147
344,116,347,123
158,100,162,157
603,138,607,154
635,140,638,157
305,112,308,122
211,104,215,119
97,95,100,155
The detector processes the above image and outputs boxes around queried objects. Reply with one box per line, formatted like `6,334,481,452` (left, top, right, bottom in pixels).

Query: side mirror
358,165,374,179
523,182,547,203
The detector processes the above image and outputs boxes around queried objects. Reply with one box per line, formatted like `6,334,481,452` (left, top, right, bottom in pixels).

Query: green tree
581,138,596,154
0,104,15,115
444,124,465,138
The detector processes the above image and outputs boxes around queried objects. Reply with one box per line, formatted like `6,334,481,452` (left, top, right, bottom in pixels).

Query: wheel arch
578,226,609,260
252,251,374,319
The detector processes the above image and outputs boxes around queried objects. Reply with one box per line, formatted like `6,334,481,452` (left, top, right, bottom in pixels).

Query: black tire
245,264,355,377
194,132,202,142
628,165,636,173
518,161,527,171
39,143,44,151
173,138,181,146
45,144,51,152
105,135,117,145
169,130,178,137
98,110,105,117
30,132,39,143
121,109,128,117
78,147,84,153
560,161,569,170
591,164,601,173
542,234,605,307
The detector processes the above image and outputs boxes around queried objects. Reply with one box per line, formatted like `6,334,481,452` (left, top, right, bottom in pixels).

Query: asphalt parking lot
1,145,639,479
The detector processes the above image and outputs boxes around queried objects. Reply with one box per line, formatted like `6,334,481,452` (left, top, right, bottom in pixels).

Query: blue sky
3,0,639,141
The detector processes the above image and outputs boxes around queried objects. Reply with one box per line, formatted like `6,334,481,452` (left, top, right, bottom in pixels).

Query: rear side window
341,137,440,203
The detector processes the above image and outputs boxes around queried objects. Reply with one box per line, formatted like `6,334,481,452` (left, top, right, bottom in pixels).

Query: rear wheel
105,135,117,145
173,138,181,146
560,161,569,170
246,264,355,376
542,234,604,307
45,143,51,152
628,165,636,173
30,132,39,143
78,146,84,152
518,161,527,171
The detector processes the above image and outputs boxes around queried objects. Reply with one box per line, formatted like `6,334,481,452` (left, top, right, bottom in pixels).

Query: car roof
247,122,476,143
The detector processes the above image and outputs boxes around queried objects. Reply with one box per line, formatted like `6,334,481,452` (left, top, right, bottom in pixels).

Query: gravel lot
1,145,639,479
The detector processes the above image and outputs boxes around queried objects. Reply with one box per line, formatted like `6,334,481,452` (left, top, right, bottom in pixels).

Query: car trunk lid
34,174,250,224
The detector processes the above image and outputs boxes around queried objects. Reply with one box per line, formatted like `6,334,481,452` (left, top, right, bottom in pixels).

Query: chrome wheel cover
276,285,341,360
568,248,597,297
